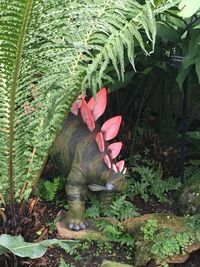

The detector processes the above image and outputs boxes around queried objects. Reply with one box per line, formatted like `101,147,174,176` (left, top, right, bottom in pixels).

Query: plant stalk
179,78,188,183
8,0,33,228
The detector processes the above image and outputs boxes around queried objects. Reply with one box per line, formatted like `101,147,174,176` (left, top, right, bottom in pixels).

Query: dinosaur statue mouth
88,183,115,192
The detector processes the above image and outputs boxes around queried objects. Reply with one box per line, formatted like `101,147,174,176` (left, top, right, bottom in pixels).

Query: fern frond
0,0,178,206
81,0,157,90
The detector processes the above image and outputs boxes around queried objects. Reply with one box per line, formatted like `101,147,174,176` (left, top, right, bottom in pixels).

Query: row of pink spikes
70,88,127,175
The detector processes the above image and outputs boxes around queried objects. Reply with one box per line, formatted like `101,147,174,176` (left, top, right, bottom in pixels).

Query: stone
101,260,135,267
56,210,107,240
122,213,200,266
178,180,200,215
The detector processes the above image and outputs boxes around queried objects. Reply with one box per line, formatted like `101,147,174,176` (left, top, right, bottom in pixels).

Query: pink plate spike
96,132,105,152
101,116,122,141
76,94,85,108
70,102,79,115
112,164,118,173
104,154,111,169
70,94,85,115
122,167,127,174
87,88,107,121
108,142,122,159
116,160,124,172
80,100,95,132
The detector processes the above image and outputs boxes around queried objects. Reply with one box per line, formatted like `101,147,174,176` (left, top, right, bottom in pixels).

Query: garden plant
0,0,200,266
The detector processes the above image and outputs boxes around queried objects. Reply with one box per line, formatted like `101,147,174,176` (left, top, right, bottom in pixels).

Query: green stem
8,0,33,228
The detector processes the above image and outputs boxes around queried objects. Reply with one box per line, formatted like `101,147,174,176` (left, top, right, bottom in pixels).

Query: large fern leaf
0,0,177,206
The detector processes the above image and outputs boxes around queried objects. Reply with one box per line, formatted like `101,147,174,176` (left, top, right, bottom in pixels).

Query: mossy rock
122,213,184,235
122,213,200,266
56,210,107,240
101,260,135,267
178,180,200,215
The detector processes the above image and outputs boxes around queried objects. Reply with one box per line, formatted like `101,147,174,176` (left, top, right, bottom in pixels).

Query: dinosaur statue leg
65,166,88,231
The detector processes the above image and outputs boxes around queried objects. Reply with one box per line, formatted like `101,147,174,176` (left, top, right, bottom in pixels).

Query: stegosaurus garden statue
50,88,127,231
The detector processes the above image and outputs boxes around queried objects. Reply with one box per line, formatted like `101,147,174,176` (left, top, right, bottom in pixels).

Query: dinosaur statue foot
56,210,89,235
68,219,88,231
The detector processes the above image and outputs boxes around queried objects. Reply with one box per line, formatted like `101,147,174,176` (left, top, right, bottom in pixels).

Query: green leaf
182,31,200,69
156,22,181,42
0,234,77,259
110,71,135,92
178,0,200,18
176,66,192,88
59,257,72,267
186,131,200,140
154,0,181,13
195,59,200,83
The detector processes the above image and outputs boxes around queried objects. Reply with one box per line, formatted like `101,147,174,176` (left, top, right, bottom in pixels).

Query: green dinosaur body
50,113,127,230
50,88,127,230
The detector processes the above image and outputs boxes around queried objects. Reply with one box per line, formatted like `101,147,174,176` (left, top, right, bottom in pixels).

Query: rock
56,210,107,240
122,213,184,236
101,260,135,267
178,181,200,215
122,213,200,266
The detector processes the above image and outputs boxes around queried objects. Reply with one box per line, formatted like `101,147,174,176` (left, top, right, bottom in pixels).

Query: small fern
85,196,105,218
128,163,181,203
38,176,65,201
59,258,75,267
85,195,139,221
184,163,200,184
95,220,134,248
104,195,139,221
141,219,192,266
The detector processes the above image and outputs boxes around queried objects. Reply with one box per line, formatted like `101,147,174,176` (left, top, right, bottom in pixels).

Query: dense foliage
0,0,168,209
1,0,200,265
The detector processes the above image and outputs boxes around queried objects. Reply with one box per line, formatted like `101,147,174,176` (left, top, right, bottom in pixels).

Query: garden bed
1,192,200,267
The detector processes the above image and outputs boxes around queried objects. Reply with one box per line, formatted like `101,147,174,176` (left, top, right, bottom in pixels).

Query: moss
122,213,200,266
178,180,200,215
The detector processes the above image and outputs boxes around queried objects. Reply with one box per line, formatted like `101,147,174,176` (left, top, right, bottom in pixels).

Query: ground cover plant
1,0,200,266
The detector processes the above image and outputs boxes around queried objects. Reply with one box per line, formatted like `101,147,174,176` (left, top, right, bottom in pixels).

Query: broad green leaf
0,234,77,259
110,71,135,92
156,22,181,42
176,66,192,89
182,31,200,69
154,0,181,13
195,59,200,83
178,0,200,18
186,131,200,140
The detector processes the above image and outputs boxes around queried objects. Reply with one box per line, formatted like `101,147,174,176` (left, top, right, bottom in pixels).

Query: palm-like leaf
0,0,177,212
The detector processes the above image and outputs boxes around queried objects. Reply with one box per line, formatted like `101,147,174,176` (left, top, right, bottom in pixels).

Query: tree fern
0,0,177,217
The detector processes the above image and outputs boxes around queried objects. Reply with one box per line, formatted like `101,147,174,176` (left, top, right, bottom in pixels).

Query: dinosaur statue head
104,170,127,192
87,170,127,193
